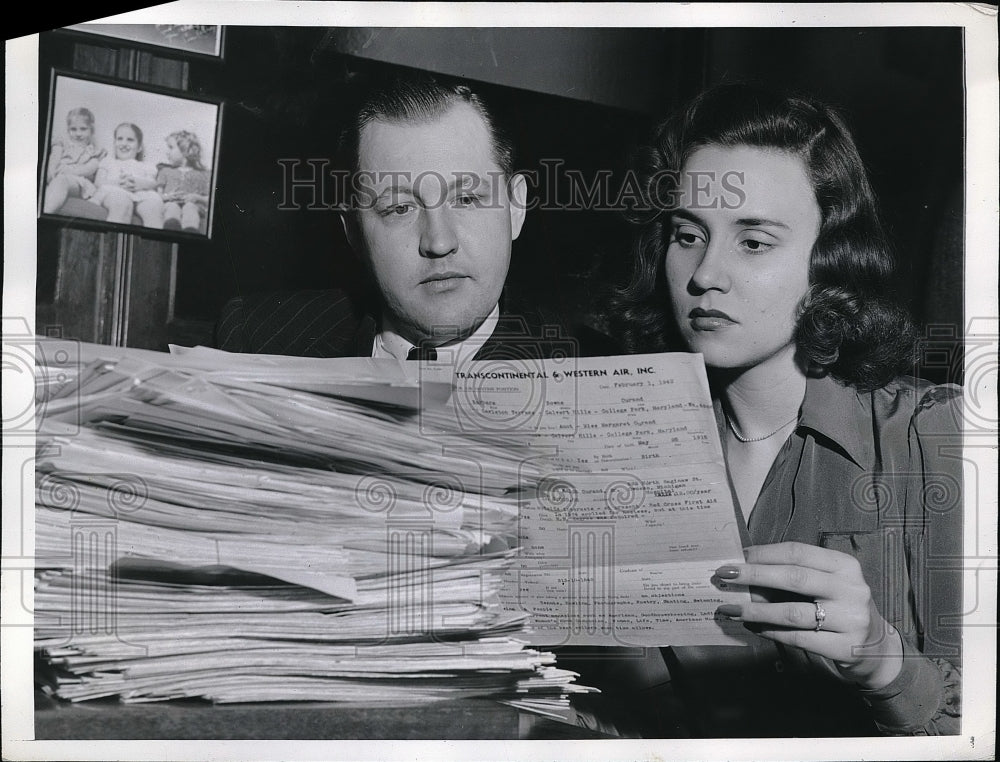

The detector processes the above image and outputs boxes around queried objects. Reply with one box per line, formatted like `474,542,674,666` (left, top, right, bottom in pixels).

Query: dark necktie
406,345,438,361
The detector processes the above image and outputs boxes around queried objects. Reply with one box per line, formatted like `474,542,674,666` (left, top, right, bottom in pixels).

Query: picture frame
61,23,225,60
38,69,224,242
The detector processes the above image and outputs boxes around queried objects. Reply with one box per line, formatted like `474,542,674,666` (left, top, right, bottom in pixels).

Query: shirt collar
372,325,414,360
798,373,875,470
372,305,500,362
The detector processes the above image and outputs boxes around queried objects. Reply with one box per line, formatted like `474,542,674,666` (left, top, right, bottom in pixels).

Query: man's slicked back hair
336,71,515,179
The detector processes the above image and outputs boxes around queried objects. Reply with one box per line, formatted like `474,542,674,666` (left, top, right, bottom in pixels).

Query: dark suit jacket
215,289,620,360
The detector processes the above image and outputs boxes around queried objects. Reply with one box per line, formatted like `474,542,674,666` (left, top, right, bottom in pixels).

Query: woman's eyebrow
672,208,791,229
669,209,707,225
734,216,790,230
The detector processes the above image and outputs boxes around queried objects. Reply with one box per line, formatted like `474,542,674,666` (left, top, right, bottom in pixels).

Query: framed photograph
62,23,225,59
38,69,223,241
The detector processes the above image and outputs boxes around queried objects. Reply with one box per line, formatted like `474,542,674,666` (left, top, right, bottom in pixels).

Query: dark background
36,26,965,382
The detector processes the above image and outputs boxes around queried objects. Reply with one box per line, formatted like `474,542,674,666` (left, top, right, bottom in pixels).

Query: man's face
348,101,527,345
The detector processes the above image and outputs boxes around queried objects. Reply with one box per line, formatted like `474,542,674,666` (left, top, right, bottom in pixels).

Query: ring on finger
813,601,827,632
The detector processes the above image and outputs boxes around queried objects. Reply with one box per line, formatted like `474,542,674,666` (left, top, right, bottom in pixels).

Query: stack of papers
33,339,589,710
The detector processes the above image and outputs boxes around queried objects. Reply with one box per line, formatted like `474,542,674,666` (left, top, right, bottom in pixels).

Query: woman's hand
714,541,904,690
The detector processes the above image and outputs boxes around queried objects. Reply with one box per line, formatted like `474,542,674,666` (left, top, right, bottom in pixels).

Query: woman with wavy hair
615,82,962,736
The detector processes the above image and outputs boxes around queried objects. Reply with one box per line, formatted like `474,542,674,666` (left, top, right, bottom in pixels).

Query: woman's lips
689,307,736,330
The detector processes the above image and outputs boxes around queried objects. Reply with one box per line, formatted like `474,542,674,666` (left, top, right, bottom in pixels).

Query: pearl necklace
725,411,800,443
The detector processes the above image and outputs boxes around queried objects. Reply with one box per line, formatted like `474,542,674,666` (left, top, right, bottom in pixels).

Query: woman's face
114,125,141,160
664,144,821,373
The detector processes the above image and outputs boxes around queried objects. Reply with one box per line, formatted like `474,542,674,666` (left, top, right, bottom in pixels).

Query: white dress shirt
371,306,501,364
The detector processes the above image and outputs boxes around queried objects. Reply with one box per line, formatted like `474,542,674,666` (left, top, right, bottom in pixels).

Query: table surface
34,694,615,740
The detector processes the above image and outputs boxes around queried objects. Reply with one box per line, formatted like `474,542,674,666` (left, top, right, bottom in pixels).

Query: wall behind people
162,26,693,341
36,26,964,383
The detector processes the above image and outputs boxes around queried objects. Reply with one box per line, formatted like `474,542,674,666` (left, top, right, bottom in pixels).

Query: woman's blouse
663,373,963,737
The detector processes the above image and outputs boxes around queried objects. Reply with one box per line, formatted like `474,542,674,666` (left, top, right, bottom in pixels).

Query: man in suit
214,72,652,729
216,72,614,361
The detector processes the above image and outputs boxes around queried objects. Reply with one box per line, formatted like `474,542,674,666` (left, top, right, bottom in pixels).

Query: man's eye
454,194,481,207
380,204,413,217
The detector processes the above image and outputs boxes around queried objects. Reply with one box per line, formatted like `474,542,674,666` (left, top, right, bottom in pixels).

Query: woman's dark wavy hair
614,82,916,391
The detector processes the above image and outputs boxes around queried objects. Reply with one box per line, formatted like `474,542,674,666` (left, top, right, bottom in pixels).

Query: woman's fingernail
715,566,741,579
716,604,742,619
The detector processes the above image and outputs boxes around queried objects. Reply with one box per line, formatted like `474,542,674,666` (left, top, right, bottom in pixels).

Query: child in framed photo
157,129,211,233
88,121,164,228
41,106,106,214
